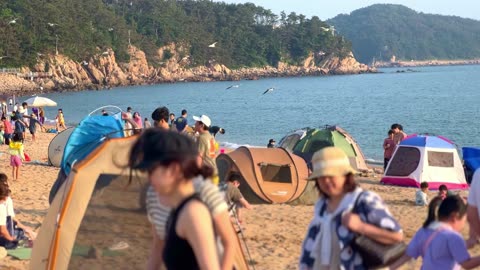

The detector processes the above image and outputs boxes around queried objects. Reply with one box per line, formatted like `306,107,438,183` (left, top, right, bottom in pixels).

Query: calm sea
22,65,480,160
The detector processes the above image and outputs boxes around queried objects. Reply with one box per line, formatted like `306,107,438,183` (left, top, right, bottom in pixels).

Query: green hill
0,0,351,68
328,4,480,64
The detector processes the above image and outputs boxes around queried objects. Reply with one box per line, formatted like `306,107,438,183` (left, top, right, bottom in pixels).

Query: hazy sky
215,0,479,21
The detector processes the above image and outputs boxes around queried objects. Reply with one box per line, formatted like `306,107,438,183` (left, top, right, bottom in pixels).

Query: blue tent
463,147,480,184
61,115,124,175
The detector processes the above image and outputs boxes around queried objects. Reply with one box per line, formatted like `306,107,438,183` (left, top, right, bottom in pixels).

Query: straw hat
307,147,356,180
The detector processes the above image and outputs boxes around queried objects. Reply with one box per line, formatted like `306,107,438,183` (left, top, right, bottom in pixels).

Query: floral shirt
299,189,402,270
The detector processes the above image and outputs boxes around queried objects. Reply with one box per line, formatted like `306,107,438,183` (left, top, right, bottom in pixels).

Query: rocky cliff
0,45,375,95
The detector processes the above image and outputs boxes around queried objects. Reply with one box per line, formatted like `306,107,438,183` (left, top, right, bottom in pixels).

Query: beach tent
216,147,316,204
289,126,368,171
48,127,75,167
61,114,124,175
462,147,480,184
381,135,468,189
49,113,125,203
31,136,250,270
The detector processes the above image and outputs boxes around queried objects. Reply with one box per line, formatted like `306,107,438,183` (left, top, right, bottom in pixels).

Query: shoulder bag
350,192,407,269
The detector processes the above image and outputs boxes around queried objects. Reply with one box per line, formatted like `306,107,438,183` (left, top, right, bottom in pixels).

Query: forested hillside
328,4,480,64
0,0,350,68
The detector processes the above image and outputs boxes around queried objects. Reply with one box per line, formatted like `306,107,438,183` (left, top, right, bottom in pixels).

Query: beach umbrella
24,96,57,107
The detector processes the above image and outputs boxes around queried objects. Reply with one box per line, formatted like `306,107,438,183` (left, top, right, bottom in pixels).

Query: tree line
328,4,480,64
0,0,350,68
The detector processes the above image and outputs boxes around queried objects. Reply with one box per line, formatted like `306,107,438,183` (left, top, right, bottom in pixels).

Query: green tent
290,126,368,171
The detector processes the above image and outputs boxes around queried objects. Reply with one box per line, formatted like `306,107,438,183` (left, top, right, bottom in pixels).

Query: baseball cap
193,115,211,127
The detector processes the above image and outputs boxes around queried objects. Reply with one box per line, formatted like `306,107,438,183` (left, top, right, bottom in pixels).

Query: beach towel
7,247,31,260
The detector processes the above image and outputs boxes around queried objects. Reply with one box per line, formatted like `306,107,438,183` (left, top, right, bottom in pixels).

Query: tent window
258,163,292,183
280,134,301,151
428,151,454,167
386,147,421,176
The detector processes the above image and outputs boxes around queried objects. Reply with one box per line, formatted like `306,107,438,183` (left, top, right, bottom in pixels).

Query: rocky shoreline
0,45,376,96
374,59,480,68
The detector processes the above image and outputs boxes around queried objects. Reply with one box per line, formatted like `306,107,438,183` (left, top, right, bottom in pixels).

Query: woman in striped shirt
129,129,235,270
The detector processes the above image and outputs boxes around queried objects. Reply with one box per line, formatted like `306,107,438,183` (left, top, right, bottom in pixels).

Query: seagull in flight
8,18,18,24
47,22,58,27
225,84,240,90
262,87,275,95
208,42,217,48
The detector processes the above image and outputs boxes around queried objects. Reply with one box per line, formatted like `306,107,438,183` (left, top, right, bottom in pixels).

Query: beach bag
351,192,406,269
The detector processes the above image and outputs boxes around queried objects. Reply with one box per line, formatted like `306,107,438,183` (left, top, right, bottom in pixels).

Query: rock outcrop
0,44,376,95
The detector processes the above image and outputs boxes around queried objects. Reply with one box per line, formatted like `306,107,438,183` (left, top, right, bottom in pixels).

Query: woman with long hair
129,129,225,270
299,147,403,269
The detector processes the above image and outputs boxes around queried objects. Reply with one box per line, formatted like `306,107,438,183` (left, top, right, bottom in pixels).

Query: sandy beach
0,130,477,269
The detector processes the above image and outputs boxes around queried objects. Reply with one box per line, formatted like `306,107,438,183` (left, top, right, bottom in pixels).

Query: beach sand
0,131,477,269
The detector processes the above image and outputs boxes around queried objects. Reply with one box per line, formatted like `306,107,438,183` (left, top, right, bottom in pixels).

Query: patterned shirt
299,189,402,270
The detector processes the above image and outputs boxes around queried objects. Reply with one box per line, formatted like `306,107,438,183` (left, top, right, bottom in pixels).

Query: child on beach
226,174,252,224
439,184,450,200
8,133,25,180
383,129,396,171
391,195,480,269
1,117,12,145
56,109,66,131
416,182,429,206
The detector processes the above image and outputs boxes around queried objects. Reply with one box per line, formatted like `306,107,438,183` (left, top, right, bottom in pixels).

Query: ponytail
423,196,443,228
197,164,214,180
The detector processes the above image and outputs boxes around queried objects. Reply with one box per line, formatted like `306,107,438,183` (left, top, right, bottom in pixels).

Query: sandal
108,241,129,251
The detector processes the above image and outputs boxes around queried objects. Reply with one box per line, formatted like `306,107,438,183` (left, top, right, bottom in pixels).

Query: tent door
257,162,292,183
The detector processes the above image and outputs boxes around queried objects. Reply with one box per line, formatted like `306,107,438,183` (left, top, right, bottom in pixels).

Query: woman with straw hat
299,147,404,269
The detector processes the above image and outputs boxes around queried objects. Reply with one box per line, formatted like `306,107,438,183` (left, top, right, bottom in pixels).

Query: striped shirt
146,177,228,239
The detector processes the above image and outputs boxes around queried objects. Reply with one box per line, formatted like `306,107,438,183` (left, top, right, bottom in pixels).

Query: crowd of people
2,102,480,270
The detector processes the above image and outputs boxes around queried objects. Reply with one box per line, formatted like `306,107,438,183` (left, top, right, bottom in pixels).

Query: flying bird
225,84,240,90
8,18,18,24
208,42,217,48
262,87,275,95
47,22,58,27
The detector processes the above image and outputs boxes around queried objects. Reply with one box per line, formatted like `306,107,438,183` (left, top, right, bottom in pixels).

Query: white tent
381,135,468,190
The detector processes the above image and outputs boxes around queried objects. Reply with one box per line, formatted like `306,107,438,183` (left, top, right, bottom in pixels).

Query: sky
215,0,479,21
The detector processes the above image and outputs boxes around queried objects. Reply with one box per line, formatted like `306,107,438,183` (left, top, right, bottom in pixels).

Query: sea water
26,65,480,160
